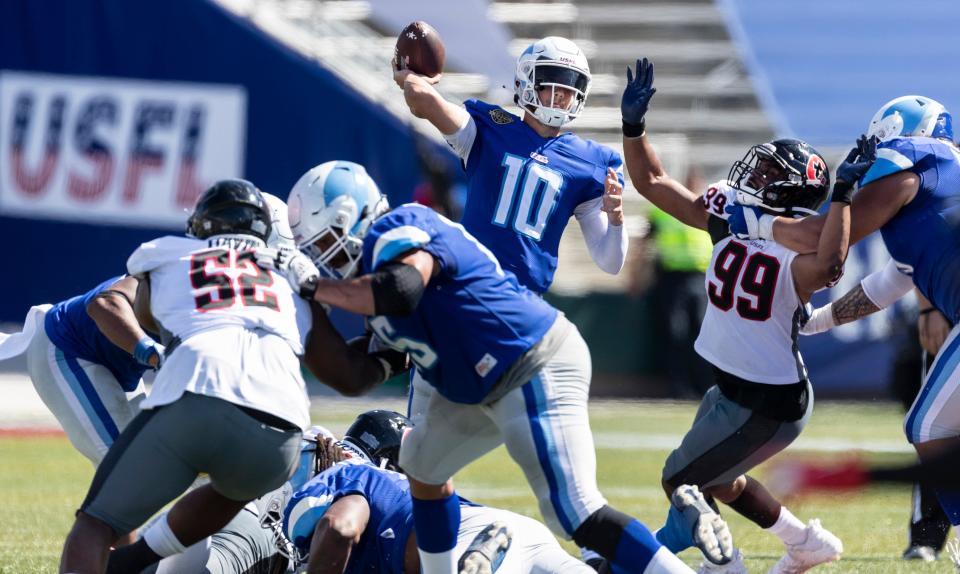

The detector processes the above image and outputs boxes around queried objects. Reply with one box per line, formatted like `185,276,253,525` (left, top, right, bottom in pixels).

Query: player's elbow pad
371,262,426,316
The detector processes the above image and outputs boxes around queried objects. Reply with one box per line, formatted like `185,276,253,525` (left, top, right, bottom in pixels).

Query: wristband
621,119,646,138
133,336,161,367
830,181,854,204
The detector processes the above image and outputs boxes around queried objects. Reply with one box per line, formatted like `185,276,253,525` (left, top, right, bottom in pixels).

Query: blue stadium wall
0,0,429,322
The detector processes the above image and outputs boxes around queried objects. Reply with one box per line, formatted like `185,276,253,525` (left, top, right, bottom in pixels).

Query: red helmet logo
806,155,827,186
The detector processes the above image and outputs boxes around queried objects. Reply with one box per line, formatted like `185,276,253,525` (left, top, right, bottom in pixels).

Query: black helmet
186,179,272,242
341,410,412,472
727,138,830,216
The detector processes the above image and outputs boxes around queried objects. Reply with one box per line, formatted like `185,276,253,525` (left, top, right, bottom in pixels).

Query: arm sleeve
442,113,477,164
860,259,915,309
574,197,628,274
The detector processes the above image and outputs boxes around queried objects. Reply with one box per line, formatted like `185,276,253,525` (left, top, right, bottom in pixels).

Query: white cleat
947,537,960,572
458,521,514,574
697,548,748,574
767,519,843,574
671,484,735,565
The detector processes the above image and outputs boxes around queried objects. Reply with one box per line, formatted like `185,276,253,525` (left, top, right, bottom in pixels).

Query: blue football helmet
867,95,953,142
287,161,389,279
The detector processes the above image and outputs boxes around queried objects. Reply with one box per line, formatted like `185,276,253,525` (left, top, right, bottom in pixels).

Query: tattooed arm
802,259,914,335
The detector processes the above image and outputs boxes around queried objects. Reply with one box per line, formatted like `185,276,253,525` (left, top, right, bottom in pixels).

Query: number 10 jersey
695,183,807,385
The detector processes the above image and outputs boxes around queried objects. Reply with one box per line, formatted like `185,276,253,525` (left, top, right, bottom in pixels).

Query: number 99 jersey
695,182,807,385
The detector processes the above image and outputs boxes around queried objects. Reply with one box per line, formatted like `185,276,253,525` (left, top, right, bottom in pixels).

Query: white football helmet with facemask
287,161,389,280
514,36,591,128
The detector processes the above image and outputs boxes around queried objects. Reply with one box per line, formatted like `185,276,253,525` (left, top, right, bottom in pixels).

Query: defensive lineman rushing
742,95,960,533
619,59,874,572
61,180,389,573
277,160,696,574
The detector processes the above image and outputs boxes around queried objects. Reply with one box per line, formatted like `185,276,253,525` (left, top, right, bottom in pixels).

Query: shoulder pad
126,236,200,276
861,138,920,186
367,206,433,270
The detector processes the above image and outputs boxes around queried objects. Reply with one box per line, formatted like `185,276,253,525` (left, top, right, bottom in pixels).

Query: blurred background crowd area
2,0,959,399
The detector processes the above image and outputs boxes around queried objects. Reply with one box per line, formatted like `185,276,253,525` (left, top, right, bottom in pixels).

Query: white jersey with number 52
127,235,311,350
127,234,313,428
695,182,806,385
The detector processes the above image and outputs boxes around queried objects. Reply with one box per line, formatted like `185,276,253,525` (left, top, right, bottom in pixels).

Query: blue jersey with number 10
362,204,557,404
458,100,623,293
861,136,960,323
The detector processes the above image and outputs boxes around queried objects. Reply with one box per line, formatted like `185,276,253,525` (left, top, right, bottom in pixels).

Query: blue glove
133,336,164,369
832,134,878,203
724,204,767,239
621,58,656,136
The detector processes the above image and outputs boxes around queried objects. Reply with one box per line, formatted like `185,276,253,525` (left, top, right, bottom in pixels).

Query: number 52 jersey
127,235,313,428
695,182,807,385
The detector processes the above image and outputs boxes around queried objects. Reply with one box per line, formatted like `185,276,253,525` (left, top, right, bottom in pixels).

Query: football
394,21,445,77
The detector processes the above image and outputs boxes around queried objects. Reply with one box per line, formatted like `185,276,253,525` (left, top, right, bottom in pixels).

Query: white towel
0,304,52,361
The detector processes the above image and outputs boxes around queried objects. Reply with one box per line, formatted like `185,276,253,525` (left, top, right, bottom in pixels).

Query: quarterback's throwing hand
603,167,624,226
392,56,441,88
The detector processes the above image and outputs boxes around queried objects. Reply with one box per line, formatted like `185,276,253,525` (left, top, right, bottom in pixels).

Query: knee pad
572,505,633,558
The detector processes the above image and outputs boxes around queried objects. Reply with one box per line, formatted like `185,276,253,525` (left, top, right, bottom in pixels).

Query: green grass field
1,399,956,573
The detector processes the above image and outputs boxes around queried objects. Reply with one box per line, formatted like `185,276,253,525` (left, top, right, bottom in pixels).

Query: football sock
609,519,661,573
654,504,693,553
641,547,696,574
765,506,807,545
727,475,781,528
934,488,960,526
412,492,460,574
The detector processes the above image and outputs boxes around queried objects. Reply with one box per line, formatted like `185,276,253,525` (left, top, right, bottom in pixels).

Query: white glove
254,247,319,299
739,209,777,241
800,303,835,335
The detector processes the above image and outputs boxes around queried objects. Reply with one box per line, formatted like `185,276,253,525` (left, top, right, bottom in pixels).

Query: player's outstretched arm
306,495,370,574
308,250,434,317
800,258,914,335
87,275,164,369
730,154,920,254
393,67,468,136
303,303,387,397
791,136,878,298
620,58,709,230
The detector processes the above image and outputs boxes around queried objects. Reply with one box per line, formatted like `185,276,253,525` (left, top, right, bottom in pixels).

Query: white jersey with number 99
694,182,806,385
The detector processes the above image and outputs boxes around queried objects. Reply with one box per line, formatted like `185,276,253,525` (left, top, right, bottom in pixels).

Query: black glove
621,58,656,137
832,134,878,204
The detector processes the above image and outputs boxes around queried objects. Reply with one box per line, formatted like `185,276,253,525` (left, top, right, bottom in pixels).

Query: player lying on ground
269,160,703,574
727,95,960,531
619,57,878,573
281,411,596,574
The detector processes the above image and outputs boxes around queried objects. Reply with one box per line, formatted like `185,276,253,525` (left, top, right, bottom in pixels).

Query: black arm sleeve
370,262,426,316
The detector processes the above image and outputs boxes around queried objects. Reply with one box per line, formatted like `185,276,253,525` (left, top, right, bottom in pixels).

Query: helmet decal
806,155,828,187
